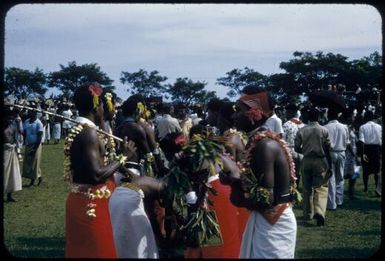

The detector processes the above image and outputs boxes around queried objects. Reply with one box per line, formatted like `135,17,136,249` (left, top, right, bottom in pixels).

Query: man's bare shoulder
74,126,98,144
253,136,282,155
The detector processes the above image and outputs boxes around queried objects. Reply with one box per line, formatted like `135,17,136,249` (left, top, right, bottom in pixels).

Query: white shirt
283,118,305,148
156,114,182,140
262,113,284,135
62,109,74,129
359,121,382,146
324,120,350,151
23,118,44,145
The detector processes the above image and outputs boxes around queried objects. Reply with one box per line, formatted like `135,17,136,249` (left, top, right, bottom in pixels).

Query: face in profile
233,100,254,132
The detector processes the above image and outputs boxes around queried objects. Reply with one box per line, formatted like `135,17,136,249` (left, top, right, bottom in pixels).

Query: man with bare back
64,83,135,258
219,85,298,258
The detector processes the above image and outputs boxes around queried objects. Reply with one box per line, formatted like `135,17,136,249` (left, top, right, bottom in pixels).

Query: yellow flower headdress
136,101,151,120
88,82,103,109
104,92,115,113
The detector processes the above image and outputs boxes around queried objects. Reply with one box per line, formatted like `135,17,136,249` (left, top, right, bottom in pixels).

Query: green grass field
3,141,382,258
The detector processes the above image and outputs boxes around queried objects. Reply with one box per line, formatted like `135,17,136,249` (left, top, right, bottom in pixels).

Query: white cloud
4,3,381,100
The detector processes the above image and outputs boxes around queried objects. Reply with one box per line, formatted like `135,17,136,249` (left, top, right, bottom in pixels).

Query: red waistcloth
200,179,242,258
65,182,116,258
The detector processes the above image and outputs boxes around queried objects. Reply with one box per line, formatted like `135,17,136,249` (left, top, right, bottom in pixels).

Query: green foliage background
3,141,381,258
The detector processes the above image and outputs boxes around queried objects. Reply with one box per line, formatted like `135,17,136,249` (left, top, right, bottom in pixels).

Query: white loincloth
109,186,159,258
240,205,297,259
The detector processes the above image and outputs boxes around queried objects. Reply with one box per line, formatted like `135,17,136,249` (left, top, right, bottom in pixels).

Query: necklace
240,130,301,206
244,130,296,183
63,123,115,219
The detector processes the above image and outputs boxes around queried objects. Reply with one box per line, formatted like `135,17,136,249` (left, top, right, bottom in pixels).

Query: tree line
4,51,381,107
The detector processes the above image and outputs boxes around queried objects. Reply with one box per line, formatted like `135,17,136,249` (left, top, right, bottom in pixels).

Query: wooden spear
4,102,124,142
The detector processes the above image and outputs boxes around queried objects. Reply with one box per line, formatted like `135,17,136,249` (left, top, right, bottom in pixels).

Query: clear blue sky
4,4,382,101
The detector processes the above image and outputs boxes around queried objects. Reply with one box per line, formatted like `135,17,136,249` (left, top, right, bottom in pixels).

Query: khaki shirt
295,121,331,157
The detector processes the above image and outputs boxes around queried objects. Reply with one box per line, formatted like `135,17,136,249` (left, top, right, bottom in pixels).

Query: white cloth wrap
109,187,158,258
52,123,61,139
3,143,22,194
240,205,297,259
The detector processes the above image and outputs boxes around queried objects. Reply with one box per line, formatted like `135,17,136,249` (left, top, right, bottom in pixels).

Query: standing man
22,108,44,187
263,107,284,137
324,108,350,210
61,104,73,138
12,109,24,161
201,98,223,134
156,103,182,142
358,110,382,196
3,109,22,202
295,108,332,226
240,85,284,136
115,95,154,175
220,86,298,259
156,103,182,162
65,83,134,258
283,104,305,187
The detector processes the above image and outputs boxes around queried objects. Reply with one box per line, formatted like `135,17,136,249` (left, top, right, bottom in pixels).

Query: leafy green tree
166,77,217,106
348,51,382,91
279,51,351,94
277,51,381,106
4,67,47,100
48,61,115,99
216,67,268,97
266,73,299,105
120,69,168,98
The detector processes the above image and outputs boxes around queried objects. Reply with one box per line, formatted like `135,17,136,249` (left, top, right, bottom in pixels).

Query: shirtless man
65,83,135,258
114,95,154,175
114,95,167,249
220,86,297,258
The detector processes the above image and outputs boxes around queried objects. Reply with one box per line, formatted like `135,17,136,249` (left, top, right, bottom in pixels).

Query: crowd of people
3,82,382,258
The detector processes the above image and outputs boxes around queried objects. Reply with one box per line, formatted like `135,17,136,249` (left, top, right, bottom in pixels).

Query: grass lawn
3,141,382,258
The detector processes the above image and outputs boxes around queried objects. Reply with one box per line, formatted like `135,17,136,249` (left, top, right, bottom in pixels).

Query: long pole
5,103,124,142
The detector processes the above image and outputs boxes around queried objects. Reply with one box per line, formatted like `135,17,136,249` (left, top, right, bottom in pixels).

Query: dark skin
138,119,157,152
4,117,16,144
123,175,167,200
221,99,291,210
70,104,135,185
217,109,246,162
115,112,166,242
115,121,151,163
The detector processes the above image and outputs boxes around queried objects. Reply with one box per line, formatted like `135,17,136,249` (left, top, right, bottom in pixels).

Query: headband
239,92,271,114
238,92,272,123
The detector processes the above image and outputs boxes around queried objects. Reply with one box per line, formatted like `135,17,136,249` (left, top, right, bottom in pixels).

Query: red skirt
65,182,116,258
201,179,242,258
